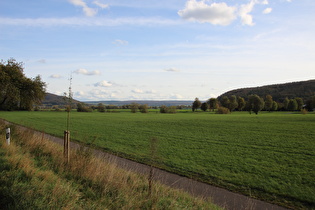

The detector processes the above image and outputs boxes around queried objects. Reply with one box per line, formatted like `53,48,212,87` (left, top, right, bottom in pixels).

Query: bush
160,106,176,114
216,107,230,114
77,103,92,112
130,103,139,113
97,103,106,112
139,104,149,113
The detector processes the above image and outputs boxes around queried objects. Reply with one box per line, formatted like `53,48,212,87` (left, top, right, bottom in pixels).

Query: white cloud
94,81,113,87
74,68,101,75
178,0,237,26
113,39,128,45
178,0,273,26
263,8,272,14
165,68,180,72
49,74,62,79
74,89,120,100
170,94,184,99
131,89,158,94
132,88,144,94
93,0,109,9
239,0,256,26
68,0,97,17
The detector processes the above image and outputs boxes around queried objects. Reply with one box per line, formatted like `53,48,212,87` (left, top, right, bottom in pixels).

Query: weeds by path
0,121,220,209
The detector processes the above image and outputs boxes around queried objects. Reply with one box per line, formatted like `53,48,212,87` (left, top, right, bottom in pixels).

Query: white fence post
6,128,10,145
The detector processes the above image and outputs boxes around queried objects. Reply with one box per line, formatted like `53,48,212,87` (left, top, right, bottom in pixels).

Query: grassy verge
1,111,314,209
0,121,219,209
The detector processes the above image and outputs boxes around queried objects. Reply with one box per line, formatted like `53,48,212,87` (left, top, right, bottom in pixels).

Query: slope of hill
218,79,315,102
42,93,81,106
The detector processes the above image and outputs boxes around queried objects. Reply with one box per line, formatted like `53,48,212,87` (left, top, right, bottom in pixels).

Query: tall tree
220,96,230,109
264,95,273,112
237,96,246,111
271,101,278,111
295,97,304,110
228,95,238,112
287,99,298,111
305,96,315,111
0,59,46,110
201,102,209,112
192,97,202,112
207,98,218,111
283,97,290,111
248,95,265,115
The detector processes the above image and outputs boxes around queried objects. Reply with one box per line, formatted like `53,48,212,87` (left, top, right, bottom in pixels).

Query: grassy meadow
0,120,219,209
1,110,314,209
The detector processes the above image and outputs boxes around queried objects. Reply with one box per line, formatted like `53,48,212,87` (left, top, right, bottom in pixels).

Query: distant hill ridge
42,93,193,107
218,79,315,102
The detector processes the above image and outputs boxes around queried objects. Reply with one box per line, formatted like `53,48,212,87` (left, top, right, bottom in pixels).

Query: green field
1,111,314,209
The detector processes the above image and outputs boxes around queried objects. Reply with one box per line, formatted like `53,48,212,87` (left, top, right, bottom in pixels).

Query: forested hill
218,79,315,102
42,93,81,106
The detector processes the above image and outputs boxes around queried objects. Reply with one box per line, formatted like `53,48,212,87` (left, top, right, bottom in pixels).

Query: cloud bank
178,1,236,26
94,80,113,87
178,0,272,26
74,68,101,75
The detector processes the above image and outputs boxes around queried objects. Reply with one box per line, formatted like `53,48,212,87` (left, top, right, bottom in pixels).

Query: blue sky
1,0,314,101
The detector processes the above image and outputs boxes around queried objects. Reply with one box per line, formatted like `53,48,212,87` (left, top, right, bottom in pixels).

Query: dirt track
6,121,287,210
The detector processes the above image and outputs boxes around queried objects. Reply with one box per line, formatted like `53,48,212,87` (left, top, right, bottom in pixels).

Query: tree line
64,95,315,115
192,94,315,114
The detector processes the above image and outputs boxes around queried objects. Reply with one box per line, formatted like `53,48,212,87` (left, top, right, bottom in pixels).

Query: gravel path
6,121,287,210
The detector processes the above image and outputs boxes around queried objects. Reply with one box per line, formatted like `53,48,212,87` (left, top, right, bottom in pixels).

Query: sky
0,0,314,101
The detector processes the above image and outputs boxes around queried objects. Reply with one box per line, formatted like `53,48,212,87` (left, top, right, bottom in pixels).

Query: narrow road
6,121,287,210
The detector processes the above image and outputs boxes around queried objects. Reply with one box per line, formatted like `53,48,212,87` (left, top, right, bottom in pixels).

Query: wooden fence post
5,128,10,145
64,130,70,163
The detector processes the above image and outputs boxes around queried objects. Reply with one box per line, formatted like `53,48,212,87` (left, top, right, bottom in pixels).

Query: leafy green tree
207,98,218,111
0,59,46,110
237,96,246,111
305,96,315,111
271,101,278,111
287,99,298,111
192,98,201,112
248,95,265,115
283,97,289,111
295,97,304,110
264,95,273,112
220,96,230,109
201,102,209,112
228,95,238,112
